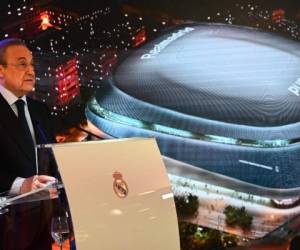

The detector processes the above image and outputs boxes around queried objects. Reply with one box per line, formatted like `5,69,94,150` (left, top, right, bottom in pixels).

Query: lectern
0,138,180,250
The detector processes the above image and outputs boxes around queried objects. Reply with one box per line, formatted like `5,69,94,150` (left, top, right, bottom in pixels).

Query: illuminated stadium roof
114,23,300,128
86,23,300,197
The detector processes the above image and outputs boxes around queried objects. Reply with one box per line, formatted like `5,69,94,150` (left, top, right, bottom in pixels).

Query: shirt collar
0,85,27,106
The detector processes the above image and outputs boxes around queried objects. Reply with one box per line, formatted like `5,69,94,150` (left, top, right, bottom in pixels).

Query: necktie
15,99,36,161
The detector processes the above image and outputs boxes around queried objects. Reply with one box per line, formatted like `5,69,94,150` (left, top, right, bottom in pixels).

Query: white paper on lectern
50,138,180,250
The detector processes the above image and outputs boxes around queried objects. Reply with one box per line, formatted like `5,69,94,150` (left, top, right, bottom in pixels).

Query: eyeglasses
3,62,35,71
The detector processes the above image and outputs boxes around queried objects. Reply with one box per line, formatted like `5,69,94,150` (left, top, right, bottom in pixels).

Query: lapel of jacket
27,98,55,175
0,94,35,162
27,98,49,145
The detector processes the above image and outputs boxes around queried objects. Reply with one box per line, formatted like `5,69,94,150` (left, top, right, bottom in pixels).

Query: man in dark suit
0,38,57,249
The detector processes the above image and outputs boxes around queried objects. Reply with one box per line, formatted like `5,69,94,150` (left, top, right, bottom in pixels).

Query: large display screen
2,0,300,249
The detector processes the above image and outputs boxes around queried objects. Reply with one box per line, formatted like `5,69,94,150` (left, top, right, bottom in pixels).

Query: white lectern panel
51,138,180,250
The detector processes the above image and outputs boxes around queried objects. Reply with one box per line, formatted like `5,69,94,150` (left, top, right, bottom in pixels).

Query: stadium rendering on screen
86,23,300,202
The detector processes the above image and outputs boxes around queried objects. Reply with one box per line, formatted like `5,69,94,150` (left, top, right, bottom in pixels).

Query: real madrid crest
113,171,129,198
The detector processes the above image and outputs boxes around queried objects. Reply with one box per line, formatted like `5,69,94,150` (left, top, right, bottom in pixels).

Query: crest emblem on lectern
113,171,129,198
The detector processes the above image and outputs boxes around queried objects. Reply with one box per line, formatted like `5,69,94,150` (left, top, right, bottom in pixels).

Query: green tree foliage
238,207,253,230
203,229,223,249
175,193,199,218
224,205,237,226
178,221,239,250
222,234,238,247
223,205,253,231
178,221,198,239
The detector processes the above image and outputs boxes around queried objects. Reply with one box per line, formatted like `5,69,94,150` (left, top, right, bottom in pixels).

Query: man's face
0,45,35,97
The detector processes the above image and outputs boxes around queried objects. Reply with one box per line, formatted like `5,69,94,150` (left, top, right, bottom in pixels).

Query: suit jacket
0,94,57,193
0,93,57,250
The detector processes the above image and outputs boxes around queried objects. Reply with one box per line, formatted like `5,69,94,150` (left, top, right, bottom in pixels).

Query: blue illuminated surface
88,96,294,148
86,24,300,191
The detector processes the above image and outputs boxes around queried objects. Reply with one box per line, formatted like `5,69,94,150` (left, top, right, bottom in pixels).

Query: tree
178,221,198,250
178,221,198,239
222,233,238,247
175,193,199,218
203,229,224,250
238,207,253,231
224,205,238,226
223,205,253,231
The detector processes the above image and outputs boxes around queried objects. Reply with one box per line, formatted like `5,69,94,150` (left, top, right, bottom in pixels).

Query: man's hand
20,175,56,194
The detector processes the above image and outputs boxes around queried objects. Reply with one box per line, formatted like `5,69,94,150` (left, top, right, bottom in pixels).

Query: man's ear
0,65,4,79
0,64,4,80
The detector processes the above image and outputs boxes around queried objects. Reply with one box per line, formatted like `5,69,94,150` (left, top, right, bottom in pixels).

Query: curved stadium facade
86,23,300,199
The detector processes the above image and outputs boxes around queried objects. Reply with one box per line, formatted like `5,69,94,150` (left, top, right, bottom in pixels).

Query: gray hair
0,38,27,65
